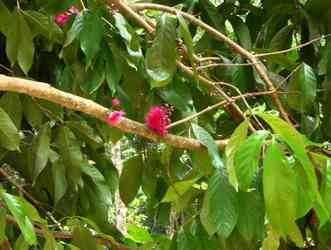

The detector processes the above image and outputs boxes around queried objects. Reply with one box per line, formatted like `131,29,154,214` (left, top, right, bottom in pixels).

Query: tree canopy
0,0,331,249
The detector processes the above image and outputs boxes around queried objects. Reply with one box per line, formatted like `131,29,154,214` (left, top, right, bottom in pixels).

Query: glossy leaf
258,112,329,226
52,159,67,205
0,107,20,151
119,155,143,205
22,96,43,128
0,93,22,130
288,63,317,113
263,140,302,243
2,193,37,245
32,123,51,182
225,119,249,188
71,227,98,250
0,0,11,35
234,130,269,190
5,10,35,75
200,172,238,237
192,124,223,169
145,14,177,88
161,178,199,203
55,126,83,188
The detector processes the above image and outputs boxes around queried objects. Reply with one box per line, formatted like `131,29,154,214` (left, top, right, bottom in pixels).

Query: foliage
0,0,331,249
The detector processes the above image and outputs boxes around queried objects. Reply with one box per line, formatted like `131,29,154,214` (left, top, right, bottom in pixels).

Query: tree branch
0,74,227,150
129,2,291,124
108,0,250,129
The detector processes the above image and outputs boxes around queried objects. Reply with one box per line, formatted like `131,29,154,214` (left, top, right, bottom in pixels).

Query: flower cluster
54,6,80,27
145,106,170,137
106,102,171,138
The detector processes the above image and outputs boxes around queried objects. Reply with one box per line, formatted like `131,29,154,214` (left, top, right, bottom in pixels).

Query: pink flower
111,98,121,107
67,6,80,16
145,106,170,137
106,111,125,126
54,14,70,27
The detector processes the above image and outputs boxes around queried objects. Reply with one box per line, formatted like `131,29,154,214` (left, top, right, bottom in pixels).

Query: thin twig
79,0,87,10
168,90,292,129
196,62,255,70
256,34,331,57
129,2,291,124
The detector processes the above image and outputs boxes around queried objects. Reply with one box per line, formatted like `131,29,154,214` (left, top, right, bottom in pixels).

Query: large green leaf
320,160,331,214
230,16,252,50
177,13,194,63
0,107,20,151
288,63,317,113
52,159,67,205
0,93,22,130
113,12,143,60
263,140,302,244
2,193,37,245
65,10,104,65
192,124,223,169
0,1,11,36
237,191,264,242
22,96,43,128
258,112,329,226
71,227,98,250
234,130,269,190
22,10,63,43
200,172,238,238
119,155,143,205
32,123,51,183
161,178,199,203
5,10,35,75
55,126,83,188
145,14,177,88
225,120,249,188
0,207,6,244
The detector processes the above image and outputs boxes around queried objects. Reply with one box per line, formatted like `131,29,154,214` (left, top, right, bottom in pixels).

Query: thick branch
129,2,291,124
0,75,227,150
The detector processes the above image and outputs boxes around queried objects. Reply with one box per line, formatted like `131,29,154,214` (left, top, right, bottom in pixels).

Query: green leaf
52,159,67,205
14,234,29,250
71,227,98,250
105,47,122,95
0,207,6,244
237,191,264,241
234,130,269,190
65,10,104,65
80,55,105,94
177,13,194,62
263,140,301,239
55,126,83,189
127,224,153,244
230,16,252,50
32,123,51,183
0,93,22,130
161,178,199,203
0,107,20,151
200,172,238,238
2,193,37,245
258,112,329,226
81,163,105,183
0,1,11,35
321,160,331,214
119,155,143,205
5,10,35,75
261,226,280,250
225,120,249,188
288,63,317,113
22,10,63,43
145,14,177,88
192,124,223,169
113,12,143,60
22,96,43,128
269,24,294,51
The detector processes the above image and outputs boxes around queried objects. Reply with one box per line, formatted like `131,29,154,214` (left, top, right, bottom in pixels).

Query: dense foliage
0,0,331,249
